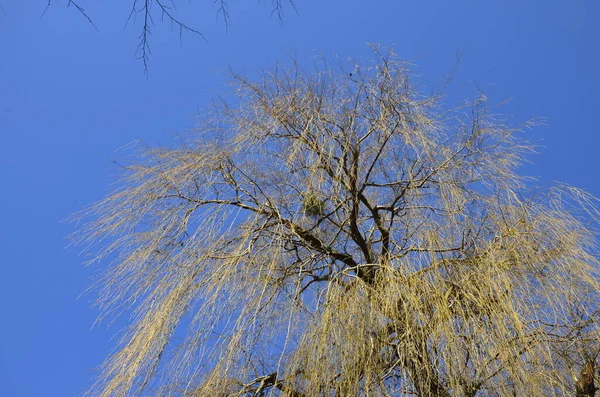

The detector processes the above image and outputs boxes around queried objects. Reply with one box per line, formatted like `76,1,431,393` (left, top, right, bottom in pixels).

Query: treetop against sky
1,2,599,396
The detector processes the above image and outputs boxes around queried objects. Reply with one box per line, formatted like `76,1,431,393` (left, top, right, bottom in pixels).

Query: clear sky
1,1,599,396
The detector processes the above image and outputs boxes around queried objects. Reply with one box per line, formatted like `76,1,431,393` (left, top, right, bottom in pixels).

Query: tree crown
74,47,600,397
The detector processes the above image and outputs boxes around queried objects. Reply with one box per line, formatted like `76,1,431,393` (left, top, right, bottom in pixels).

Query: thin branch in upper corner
271,0,296,26
155,0,205,40
214,0,231,28
67,0,98,30
41,0,97,30
131,0,206,73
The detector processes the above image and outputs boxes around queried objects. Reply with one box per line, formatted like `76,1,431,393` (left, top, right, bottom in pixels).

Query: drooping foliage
74,47,600,396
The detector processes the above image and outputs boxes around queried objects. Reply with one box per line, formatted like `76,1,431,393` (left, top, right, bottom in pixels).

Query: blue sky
1,1,599,396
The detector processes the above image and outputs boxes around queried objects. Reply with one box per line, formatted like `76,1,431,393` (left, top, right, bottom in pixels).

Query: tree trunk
576,359,597,397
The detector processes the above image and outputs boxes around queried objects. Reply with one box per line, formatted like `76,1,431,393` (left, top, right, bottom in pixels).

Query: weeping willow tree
73,47,600,396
